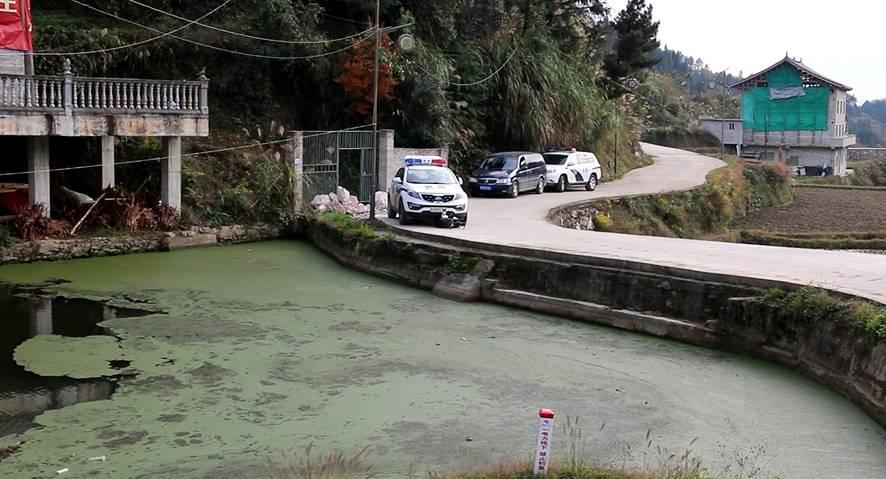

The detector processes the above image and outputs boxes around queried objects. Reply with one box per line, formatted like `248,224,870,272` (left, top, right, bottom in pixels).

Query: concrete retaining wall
306,218,886,429
0,224,281,265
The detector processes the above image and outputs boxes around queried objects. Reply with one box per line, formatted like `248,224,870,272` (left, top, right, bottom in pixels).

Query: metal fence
302,130,375,202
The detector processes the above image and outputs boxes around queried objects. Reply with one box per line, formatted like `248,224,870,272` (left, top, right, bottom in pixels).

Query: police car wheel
387,199,397,218
557,175,567,193
586,174,598,191
398,199,412,225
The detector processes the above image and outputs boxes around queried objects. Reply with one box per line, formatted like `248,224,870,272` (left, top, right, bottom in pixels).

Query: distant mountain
849,97,886,147
651,47,741,95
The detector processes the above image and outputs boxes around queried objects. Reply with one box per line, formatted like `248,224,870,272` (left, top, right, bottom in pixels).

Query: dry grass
263,444,374,479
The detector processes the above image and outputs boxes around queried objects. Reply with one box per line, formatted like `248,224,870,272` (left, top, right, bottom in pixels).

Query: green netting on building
741,64,830,132
766,64,802,88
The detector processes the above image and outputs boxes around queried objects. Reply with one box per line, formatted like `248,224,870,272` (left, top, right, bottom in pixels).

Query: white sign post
533,408,555,475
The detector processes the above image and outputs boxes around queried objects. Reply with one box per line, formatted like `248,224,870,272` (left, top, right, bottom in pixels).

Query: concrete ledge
378,223,839,300
0,224,281,265
486,286,721,346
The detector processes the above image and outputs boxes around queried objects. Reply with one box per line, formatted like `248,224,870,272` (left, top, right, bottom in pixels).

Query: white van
543,150,603,192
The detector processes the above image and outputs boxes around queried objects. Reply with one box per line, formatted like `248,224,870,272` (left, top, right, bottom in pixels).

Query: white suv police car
388,156,469,226
543,149,603,192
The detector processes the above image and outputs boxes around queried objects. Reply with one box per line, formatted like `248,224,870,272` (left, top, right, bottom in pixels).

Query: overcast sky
607,0,885,102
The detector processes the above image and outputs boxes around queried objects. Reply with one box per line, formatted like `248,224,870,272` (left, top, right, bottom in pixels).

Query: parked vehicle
388,156,469,226
543,149,603,192
468,152,547,198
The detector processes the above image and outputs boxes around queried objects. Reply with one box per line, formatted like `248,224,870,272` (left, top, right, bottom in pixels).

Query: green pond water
0,241,884,478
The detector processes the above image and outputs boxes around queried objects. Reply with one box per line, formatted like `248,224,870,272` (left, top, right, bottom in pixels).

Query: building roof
729,56,852,91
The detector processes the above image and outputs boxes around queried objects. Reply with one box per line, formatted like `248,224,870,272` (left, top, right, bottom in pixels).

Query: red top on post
538,408,555,419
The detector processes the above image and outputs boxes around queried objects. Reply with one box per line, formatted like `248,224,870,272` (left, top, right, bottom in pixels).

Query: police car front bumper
403,200,468,218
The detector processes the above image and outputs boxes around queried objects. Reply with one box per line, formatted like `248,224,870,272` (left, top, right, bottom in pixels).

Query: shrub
763,287,886,342
641,127,722,149
12,205,71,241
593,212,613,231
321,211,376,239
757,160,791,183
447,253,480,273
865,311,886,341
0,224,14,248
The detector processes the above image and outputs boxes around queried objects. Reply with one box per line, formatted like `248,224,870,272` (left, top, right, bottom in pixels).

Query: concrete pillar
161,136,182,210
377,129,395,192
287,131,305,214
27,136,51,214
101,136,115,190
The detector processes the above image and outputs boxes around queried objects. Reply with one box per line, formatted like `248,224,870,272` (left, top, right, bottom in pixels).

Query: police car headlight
405,190,422,200
453,192,466,201
468,177,478,183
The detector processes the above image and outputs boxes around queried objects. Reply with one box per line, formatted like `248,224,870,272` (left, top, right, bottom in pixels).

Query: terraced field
733,187,886,233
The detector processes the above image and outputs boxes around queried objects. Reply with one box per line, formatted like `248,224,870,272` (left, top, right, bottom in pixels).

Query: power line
449,46,520,87
53,0,374,61
6,0,233,57
0,125,376,178
126,0,374,45
318,11,369,27
411,45,521,88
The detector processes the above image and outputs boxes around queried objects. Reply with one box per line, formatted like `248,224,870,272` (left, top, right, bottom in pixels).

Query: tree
335,33,399,121
602,0,660,98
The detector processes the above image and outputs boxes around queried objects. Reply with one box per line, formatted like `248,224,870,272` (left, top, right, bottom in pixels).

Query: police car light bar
404,156,447,167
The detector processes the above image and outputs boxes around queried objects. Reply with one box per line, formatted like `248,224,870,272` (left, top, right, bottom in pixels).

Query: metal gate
302,130,375,202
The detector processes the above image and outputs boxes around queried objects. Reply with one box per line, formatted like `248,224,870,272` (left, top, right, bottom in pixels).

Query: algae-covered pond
0,241,884,478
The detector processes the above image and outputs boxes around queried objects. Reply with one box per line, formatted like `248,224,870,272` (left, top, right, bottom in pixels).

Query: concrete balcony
742,130,856,148
0,61,210,213
0,64,209,137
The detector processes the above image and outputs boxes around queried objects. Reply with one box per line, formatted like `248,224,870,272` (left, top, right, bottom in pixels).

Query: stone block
432,274,482,302
164,233,218,251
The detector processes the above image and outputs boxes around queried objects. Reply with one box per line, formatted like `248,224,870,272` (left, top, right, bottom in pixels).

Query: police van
543,149,603,192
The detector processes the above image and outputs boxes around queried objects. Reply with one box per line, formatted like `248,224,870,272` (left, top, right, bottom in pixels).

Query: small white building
698,116,743,155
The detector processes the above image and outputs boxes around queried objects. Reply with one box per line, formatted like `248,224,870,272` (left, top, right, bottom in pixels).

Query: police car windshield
543,154,569,166
407,168,457,185
480,156,518,171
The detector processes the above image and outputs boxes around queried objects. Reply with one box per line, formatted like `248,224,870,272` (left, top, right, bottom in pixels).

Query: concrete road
385,143,886,304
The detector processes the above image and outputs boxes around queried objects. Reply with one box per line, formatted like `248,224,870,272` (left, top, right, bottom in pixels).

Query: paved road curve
385,144,886,304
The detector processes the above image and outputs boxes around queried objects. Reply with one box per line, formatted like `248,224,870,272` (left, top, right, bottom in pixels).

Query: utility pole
720,70,727,158
613,101,618,176
22,0,34,75
368,0,381,221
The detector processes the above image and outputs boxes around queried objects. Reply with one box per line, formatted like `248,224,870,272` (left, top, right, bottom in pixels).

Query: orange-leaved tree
335,32,399,120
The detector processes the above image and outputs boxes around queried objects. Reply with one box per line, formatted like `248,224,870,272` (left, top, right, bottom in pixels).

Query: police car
388,156,469,226
543,149,603,192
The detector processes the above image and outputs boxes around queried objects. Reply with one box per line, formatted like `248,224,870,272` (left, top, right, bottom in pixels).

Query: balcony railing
743,130,856,148
0,60,208,116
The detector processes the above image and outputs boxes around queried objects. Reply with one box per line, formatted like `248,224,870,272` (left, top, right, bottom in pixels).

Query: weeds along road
384,144,886,305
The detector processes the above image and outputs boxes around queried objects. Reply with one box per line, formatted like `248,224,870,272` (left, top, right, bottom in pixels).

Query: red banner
0,0,32,51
